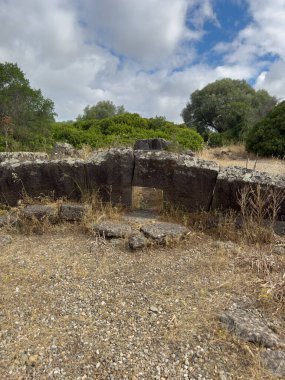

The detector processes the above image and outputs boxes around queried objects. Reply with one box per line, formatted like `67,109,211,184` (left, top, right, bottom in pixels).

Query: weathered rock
219,303,284,348
133,151,219,212
94,220,132,238
273,244,285,255
212,166,285,220
0,234,12,246
261,350,285,376
22,204,57,222
51,143,79,158
59,203,87,221
134,138,171,151
128,233,147,251
0,152,48,164
140,222,189,244
87,148,134,207
0,159,87,206
0,148,134,207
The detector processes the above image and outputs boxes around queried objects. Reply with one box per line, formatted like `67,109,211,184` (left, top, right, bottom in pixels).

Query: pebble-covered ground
0,225,284,379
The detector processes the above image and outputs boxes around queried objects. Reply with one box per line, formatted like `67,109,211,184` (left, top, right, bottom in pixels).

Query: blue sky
0,0,285,122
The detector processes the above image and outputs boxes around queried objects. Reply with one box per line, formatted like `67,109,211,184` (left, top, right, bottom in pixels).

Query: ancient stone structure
0,145,284,219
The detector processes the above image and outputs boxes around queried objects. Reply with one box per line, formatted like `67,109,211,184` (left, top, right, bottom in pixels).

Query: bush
52,113,204,152
207,132,225,147
246,101,285,157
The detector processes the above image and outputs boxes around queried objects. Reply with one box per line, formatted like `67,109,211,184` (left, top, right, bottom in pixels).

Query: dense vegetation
246,101,285,157
1,62,283,157
181,78,276,143
52,113,204,151
0,62,56,151
77,100,126,121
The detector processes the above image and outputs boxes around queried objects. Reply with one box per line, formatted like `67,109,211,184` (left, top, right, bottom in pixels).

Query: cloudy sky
1,0,285,122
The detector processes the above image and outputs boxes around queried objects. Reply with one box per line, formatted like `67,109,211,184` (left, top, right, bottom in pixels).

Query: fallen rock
262,350,285,377
128,233,147,251
140,222,189,244
22,204,57,222
94,221,132,238
0,234,12,246
59,203,87,222
219,303,284,348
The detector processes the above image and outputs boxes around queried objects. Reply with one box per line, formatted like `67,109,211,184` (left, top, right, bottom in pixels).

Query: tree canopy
181,78,276,140
0,62,56,151
77,100,126,121
245,101,285,157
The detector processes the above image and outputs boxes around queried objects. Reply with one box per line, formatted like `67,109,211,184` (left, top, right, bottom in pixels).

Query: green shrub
246,101,285,157
207,132,225,147
51,113,204,152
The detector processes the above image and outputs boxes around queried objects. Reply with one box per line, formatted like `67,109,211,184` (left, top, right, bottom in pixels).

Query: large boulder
134,138,171,151
211,167,285,219
133,151,219,212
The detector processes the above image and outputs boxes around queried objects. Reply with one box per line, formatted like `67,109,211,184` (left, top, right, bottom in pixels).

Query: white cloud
1,0,284,123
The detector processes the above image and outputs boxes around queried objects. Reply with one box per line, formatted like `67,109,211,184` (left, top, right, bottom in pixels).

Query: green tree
0,62,56,150
77,100,126,120
245,101,285,157
181,78,276,140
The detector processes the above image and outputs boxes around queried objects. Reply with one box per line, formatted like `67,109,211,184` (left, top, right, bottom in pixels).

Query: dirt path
1,224,282,379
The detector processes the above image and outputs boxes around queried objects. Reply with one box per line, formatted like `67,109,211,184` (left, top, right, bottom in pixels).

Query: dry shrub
260,275,285,309
237,184,285,244
236,251,284,276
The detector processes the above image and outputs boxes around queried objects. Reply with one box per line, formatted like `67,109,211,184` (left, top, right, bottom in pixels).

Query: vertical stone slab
211,167,285,219
133,151,219,212
86,148,134,207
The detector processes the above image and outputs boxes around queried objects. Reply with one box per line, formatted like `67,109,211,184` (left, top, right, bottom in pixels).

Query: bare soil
1,222,285,379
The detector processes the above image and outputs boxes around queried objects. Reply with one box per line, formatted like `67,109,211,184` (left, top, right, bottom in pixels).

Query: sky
1,0,285,122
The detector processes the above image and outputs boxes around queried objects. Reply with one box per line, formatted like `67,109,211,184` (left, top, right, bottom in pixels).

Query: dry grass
0,224,281,379
199,144,285,176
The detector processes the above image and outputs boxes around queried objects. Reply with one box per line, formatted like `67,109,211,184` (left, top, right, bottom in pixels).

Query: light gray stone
0,152,48,164
262,350,285,376
128,233,147,251
140,222,189,244
219,303,285,348
59,203,87,221
22,204,57,221
94,221,132,238
51,143,79,158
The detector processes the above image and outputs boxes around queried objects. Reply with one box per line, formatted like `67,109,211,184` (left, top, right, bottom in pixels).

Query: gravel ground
0,225,283,379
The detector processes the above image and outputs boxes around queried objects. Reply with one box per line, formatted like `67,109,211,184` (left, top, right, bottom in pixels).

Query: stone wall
0,148,284,219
